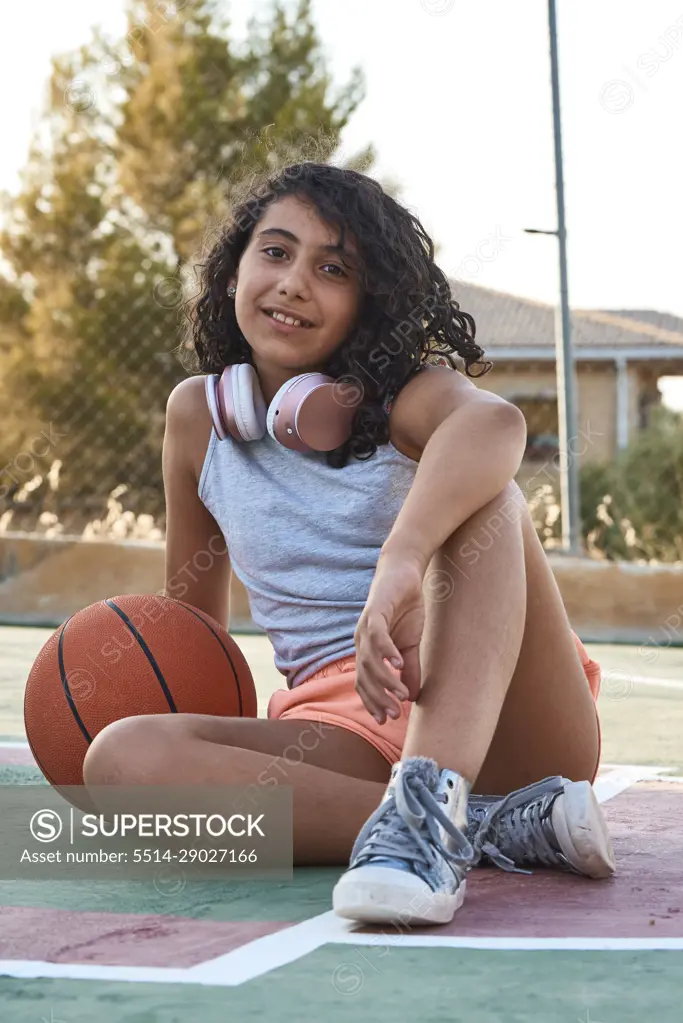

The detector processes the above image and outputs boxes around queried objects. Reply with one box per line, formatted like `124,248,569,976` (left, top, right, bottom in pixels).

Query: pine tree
0,0,375,535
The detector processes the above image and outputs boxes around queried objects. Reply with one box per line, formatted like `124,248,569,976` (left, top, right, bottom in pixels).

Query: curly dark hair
183,161,492,468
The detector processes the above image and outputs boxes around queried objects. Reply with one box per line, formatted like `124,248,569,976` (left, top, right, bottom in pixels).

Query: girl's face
231,195,363,401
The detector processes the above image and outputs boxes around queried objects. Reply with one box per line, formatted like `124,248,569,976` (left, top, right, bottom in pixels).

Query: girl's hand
354,557,425,725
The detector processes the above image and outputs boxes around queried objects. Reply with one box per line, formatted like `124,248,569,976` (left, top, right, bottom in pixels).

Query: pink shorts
267,630,602,783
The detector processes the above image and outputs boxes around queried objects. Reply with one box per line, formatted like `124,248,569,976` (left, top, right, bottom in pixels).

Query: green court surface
1,949,681,1022
1,626,682,1021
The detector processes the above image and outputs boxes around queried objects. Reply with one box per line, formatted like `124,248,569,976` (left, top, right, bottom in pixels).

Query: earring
228,285,236,298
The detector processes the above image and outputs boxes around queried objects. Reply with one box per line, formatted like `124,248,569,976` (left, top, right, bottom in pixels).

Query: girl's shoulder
165,376,214,485
386,356,472,463
385,357,455,462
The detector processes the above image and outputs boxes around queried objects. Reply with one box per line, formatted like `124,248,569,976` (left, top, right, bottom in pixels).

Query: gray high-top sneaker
467,776,615,879
332,756,476,926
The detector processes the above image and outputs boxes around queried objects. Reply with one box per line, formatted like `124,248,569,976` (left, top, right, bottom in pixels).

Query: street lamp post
524,0,582,556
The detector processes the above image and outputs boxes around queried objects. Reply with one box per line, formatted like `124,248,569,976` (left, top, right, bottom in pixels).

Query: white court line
592,764,676,803
332,934,683,951
186,910,354,986
604,674,683,692
0,914,354,989
0,741,29,749
0,961,196,986
0,763,679,989
136,764,680,987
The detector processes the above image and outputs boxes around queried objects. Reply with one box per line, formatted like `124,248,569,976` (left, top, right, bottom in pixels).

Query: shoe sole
551,780,616,878
332,865,467,926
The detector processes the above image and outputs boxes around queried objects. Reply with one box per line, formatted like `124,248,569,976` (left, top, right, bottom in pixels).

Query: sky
1,0,682,404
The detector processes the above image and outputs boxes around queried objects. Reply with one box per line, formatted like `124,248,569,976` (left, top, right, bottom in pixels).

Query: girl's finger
359,624,410,701
383,692,402,721
382,657,410,700
361,616,402,663
355,665,397,722
357,669,403,723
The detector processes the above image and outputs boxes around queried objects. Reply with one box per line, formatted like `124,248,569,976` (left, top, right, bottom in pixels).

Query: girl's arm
162,377,232,629
353,367,527,716
381,365,528,573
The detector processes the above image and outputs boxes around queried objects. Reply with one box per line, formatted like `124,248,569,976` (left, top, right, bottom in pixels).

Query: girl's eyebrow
257,227,356,262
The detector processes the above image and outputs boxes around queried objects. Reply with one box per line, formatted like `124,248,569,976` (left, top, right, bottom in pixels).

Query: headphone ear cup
266,372,355,452
266,373,311,442
204,374,228,440
230,363,267,441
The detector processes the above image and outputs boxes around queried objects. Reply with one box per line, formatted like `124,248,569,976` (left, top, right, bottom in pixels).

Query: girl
83,162,614,927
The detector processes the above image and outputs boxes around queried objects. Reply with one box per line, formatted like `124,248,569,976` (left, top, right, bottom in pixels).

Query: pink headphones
204,364,358,454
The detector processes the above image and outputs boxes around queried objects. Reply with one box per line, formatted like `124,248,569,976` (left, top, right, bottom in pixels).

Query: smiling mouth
262,309,315,329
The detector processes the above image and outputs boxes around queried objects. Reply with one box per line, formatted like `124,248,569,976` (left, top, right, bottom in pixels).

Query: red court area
356,781,683,941
0,777,681,978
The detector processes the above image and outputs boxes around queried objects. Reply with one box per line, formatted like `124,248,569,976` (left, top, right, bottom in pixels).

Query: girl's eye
261,247,346,277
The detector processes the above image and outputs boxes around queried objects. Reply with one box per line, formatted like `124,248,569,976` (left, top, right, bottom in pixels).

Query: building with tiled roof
449,281,683,479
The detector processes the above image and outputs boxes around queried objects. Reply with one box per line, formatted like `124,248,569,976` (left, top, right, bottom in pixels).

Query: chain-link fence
1,1,680,562
1,259,683,560
0,286,189,541
1,281,683,561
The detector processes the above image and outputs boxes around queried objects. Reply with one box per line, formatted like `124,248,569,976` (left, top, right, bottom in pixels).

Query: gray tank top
198,424,419,688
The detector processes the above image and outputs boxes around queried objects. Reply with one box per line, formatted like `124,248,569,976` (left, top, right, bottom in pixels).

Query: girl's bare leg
84,479,599,868
402,480,600,791
83,716,389,865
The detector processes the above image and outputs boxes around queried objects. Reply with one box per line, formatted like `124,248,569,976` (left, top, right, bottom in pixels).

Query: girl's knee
83,714,180,787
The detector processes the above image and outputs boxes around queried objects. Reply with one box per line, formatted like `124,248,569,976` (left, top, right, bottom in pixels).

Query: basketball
24,594,257,788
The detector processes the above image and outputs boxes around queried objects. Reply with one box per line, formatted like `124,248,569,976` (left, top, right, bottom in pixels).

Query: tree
0,0,375,535
529,405,683,563
581,405,683,563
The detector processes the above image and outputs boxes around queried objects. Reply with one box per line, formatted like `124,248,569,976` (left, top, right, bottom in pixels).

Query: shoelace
471,779,575,875
350,770,475,885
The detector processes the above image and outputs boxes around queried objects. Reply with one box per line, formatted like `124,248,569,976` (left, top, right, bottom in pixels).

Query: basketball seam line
57,616,93,744
174,602,245,716
105,599,178,713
